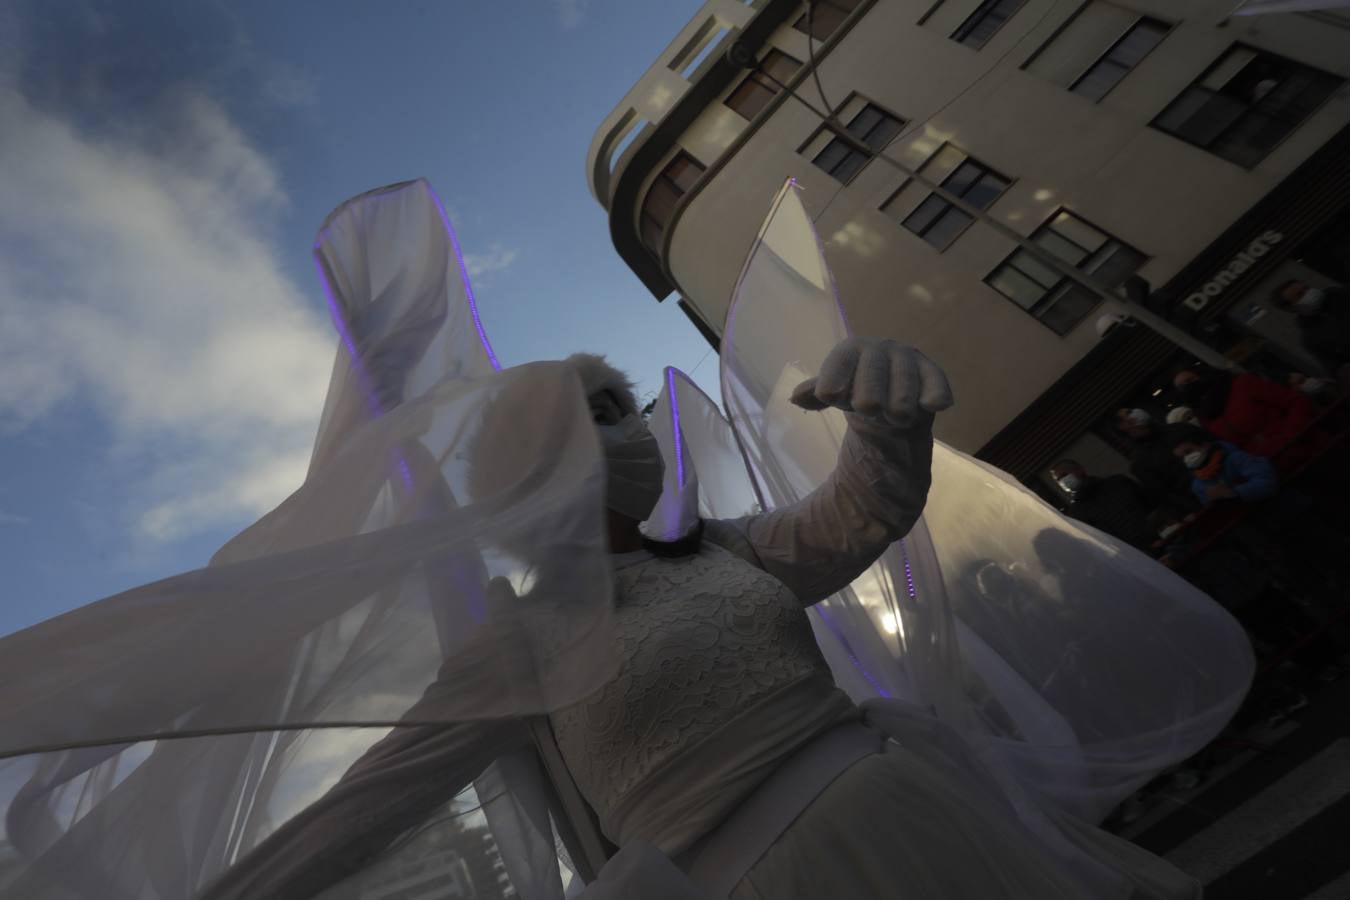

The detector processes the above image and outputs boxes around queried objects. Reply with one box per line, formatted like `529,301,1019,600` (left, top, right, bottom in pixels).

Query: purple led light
425,182,502,372
666,367,686,490
814,604,892,699
900,540,918,602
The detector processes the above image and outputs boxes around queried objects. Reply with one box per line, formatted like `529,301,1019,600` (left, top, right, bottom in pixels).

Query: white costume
0,179,1253,900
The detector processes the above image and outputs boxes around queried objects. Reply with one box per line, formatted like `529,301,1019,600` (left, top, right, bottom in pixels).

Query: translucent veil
0,180,616,899
669,180,1254,831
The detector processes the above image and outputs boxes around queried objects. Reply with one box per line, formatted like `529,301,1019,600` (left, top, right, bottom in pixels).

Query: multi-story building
588,0,1350,483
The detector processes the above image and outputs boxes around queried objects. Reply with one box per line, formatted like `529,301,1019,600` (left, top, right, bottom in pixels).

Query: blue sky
0,0,720,632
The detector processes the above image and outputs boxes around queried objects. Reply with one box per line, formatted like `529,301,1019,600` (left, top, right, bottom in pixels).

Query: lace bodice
549,538,855,852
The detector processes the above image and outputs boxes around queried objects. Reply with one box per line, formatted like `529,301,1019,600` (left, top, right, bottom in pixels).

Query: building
587,0,1350,483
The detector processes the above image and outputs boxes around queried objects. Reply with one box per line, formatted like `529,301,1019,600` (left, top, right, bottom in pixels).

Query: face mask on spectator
1183,449,1209,470
1298,377,1331,395
1056,473,1083,494
1295,288,1325,314
1126,408,1151,427
1158,524,1182,540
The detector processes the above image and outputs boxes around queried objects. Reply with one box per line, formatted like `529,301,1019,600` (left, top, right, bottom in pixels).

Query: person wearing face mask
1287,371,1340,405
1047,460,1155,550
1276,279,1350,392
1113,407,1197,509
1168,426,1277,508
1171,365,1317,465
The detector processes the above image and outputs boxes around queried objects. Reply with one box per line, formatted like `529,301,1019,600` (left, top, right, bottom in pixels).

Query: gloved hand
790,337,954,429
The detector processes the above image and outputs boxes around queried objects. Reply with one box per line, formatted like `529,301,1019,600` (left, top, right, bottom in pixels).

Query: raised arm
712,338,952,606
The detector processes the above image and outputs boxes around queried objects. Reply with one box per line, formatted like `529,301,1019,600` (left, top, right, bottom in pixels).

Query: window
725,49,802,120
810,102,905,183
793,0,863,41
1025,4,1168,102
952,0,1026,49
1153,45,1342,168
899,146,1010,249
640,152,706,253
986,210,1145,335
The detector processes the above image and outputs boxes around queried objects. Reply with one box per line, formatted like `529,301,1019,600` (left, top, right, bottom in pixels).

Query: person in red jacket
1171,367,1318,465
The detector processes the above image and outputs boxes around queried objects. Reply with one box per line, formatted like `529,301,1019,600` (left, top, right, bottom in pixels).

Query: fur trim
567,352,640,417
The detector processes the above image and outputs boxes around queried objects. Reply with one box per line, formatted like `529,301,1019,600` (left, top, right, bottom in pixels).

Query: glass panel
863,112,905,150
923,208,974,249
812,138,852,176
1033,229,1090,267
902,194,949,234
762,49,803,83
988,262,1047,309
1025,1,1137,89
1108,19,1167,68
847,105,884,140
1072,58,1130,103
954,0,1023,49
1210,110,1287,168
1200,47,1257,91
942,160,982,198
1175,91,1248,148
1038,285,1100,334
831,148,869,183
1009,249,1063,288
1083,242,1145,287
1047,211,1107,254
726,76,777,120
963,171,1009,209
664,154,705,192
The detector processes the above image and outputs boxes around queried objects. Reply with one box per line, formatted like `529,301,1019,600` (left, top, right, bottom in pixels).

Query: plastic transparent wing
0,180,615,899
717,179,1254,825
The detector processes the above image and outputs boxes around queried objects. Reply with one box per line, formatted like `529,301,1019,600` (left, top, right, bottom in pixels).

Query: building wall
645,0,1350,450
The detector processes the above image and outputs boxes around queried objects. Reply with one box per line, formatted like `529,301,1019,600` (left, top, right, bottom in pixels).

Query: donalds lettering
1182,230,1283,312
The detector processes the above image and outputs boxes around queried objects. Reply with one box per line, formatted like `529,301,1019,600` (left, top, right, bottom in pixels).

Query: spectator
1112,408,1196,508
1286,371,1340,406
1172,366,1317,461
1048,459,1155,550
1168,425,1278,507
1275,279,1350,391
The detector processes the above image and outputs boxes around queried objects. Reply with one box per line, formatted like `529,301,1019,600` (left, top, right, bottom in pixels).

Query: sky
0,0,721,632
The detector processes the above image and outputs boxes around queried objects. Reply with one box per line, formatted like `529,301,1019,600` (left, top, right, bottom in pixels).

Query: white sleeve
710,413,933,606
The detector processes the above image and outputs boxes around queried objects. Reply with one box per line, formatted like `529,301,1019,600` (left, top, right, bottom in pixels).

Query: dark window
810,102,905,183
725,49,803,120
901,151,1010,249
1070,17,1169,101
1153,45,1341,168
986,210,1146,335
640,152,706,253
793,0,863,41
952,0,1026,49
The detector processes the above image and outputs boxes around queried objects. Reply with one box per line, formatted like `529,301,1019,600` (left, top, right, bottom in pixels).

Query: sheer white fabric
715,180,1253,846
0,180,615,899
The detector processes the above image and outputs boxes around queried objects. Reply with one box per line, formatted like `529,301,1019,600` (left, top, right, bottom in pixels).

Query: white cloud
0,86,334,544
462,242,520,278
0,511,29,526
554,0,589,28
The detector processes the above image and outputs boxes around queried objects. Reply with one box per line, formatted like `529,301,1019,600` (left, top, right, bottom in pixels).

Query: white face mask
1056,474,1084,494
1299,377,1331,395
1158,524,1182,541
596,414,665,522
1295,288,1325,314
1183,449,1209,470
1126,408,1151,427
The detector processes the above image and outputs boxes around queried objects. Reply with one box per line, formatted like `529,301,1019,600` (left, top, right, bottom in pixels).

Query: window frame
985,208,1147,336
724,48,803,120
951,0,1027,50
639,151,707,254
897,146,1013,251
1151,43,1343,169
1065,14,1171,102
806,98,907,185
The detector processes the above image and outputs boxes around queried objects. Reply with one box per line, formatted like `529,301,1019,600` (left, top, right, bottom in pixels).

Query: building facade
588,0,1350,480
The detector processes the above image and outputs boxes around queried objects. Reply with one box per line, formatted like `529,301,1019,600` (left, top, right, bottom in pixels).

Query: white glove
790,337,954,429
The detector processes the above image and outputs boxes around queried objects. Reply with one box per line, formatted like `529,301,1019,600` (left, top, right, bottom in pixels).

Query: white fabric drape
0,179,616,899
